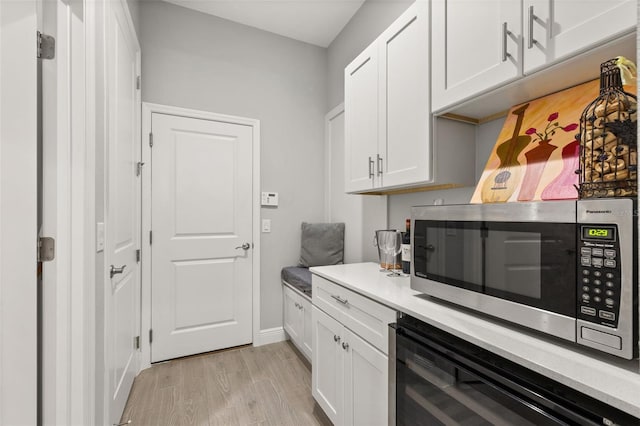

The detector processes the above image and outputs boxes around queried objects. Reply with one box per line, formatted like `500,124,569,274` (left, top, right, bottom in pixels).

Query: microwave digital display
582,226,616,242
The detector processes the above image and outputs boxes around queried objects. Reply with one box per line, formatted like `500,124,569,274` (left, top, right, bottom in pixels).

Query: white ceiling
161,0,366,47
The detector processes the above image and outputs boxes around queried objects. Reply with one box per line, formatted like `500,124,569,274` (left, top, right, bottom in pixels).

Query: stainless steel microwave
410,199,638,359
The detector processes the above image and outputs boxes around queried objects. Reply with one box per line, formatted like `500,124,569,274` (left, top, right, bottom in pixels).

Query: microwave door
485,229,542,300
421,221,483,291
483,222,577,317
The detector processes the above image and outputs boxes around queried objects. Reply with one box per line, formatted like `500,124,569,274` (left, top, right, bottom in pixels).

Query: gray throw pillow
299,222,345,267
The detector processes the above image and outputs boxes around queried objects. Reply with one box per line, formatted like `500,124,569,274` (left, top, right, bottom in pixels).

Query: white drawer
312,275,396,354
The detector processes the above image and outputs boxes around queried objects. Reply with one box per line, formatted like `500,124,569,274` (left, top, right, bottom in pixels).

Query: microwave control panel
578,224,620,328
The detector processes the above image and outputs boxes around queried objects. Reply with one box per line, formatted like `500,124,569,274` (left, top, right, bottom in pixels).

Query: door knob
235,243,251,250
110,264,126,279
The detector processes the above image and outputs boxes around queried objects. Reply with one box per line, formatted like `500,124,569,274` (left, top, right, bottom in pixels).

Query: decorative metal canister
578,59,637,198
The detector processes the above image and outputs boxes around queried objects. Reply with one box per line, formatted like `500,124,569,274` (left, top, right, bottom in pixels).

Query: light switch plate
262,219,271,233
96,222,105,252
261,192,279,206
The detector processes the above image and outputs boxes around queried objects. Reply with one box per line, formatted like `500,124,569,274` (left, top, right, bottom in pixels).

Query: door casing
140,102,261,370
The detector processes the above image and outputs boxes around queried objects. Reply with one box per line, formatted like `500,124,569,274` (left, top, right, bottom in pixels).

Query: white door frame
140,102,261,369
41,0,96,424
324,103,345,221
0,1,38,424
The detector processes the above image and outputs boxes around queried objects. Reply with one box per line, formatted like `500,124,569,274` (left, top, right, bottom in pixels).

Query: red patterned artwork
472,79,636,203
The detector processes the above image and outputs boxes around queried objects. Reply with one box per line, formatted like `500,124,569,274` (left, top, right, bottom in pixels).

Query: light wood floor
121,341,332,426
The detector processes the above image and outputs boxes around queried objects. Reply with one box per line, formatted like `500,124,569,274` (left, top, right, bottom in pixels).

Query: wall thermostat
261,192,279,206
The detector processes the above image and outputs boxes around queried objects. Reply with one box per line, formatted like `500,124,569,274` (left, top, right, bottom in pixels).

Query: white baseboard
254,326,286,347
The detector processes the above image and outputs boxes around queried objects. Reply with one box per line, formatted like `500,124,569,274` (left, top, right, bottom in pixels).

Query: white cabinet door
312,306,344,425
379,1,431,188
345,43,379,192
343,329,388,426
524,0,636,74
432,0,522,112
301,297,313,360
283,286,301,342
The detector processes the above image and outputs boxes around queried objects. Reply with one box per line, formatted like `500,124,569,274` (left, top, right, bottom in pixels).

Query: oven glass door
396,332,573,426
413,220,576,316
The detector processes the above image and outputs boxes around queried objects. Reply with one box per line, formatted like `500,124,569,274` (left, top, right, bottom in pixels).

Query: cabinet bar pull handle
377,154,383,176
368,156,374,179
528,5,537,49
502,22,512,62
331,294,349,305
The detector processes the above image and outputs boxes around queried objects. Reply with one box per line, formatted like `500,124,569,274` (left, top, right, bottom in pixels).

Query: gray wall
327,0,413,109
140,1,328,330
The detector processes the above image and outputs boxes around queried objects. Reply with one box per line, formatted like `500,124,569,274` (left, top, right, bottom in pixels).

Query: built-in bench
281,222,345,361
281,266,312,299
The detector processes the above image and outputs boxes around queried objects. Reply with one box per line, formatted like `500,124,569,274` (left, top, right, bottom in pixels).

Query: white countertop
310,262,640,418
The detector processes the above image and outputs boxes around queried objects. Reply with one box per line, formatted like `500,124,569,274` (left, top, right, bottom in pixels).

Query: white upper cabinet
379,1,431,189
345,43,379,193
524,0,636,74
432,0,522,112
433,0,636,113
345,1,435,193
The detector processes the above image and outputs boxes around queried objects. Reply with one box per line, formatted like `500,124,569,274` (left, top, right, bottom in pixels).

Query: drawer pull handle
331,294,349,305
342,342,349,351
334,335,341,343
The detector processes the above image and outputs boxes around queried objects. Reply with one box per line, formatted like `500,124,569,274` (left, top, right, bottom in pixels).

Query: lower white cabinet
283,285,312,360
312,305,388,426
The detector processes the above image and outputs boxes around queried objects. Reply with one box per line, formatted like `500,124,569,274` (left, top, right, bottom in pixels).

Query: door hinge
136,161,145,177
38,237,55,262
149,230,152,245
136,249,141,263
134,336,140,350
37,31,55,60
136,75,141,90
149,329,153,344
149,132,153,148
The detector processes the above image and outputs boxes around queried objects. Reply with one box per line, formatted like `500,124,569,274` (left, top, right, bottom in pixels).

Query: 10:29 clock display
582,226,616,241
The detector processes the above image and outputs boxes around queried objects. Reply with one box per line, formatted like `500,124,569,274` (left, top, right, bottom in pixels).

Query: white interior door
106,0,141,422
151,112,253,363
0,1,38,424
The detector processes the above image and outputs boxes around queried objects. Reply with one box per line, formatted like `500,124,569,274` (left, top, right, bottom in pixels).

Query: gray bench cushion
281,266,312,298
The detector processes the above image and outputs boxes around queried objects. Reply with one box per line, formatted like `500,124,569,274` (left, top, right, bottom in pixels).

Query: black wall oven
390,315,640,426
411,199,638,359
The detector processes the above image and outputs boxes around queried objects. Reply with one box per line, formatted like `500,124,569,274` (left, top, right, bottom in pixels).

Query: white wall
125,0,140,38
139,1,327,330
